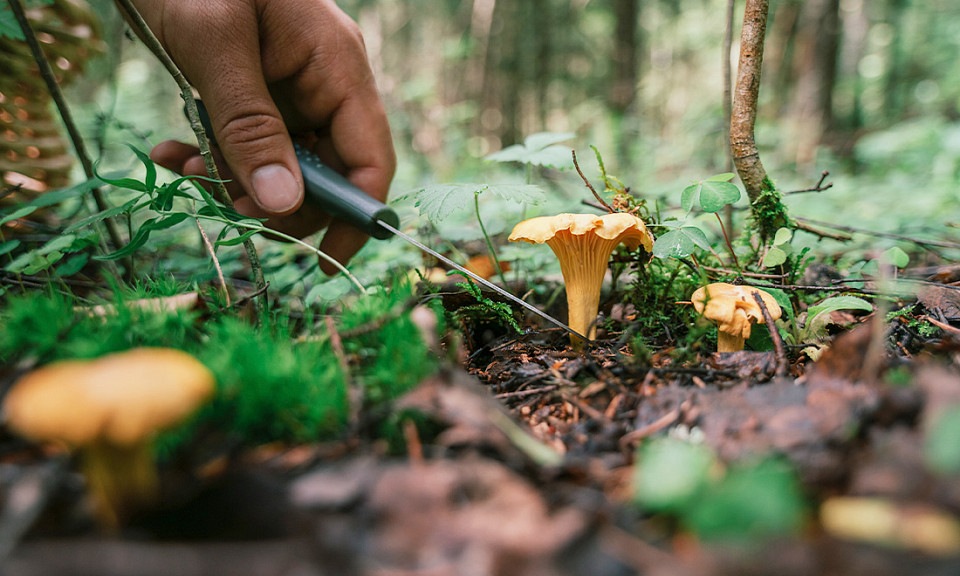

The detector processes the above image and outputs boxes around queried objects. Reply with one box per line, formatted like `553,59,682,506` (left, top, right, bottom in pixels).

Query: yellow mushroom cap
508,212,654,251
508,212,653,346
3,348,215,447
691,283,782,341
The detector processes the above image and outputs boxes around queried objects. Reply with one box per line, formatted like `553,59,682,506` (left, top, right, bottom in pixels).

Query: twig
195,219,230,307
794,217,960,250
619,409,679,450
7,0,126,269
922,315,960,336
572,150,615,214
742,279,881,295
793,221,853,242
753,291,787,377
785,170,833,194
699,265,787,280
495,385,558,400
113,0,268,315
714,213,742,271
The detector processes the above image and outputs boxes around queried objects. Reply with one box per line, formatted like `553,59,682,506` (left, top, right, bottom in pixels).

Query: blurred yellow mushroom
509,212,653,347
691,282,781,352
2,348,215,528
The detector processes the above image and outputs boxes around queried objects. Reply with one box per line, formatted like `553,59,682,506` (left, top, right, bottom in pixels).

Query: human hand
129,0,396,273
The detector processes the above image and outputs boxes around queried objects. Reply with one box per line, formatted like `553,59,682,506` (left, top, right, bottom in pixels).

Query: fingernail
251,165,300,213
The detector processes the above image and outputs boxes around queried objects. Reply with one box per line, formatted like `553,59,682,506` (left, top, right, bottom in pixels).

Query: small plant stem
197,214,366,295
714,213,742,273
572,151,615,213
113,0,267,315
195,219,230,307
7,0,127,275
474,192,508,286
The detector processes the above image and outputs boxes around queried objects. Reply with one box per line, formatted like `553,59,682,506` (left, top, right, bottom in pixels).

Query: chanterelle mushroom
509,212,653,347
691,283,781,352
3,347,215,527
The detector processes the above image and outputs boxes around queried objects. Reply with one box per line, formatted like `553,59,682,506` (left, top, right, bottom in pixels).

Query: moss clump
751,179,791,242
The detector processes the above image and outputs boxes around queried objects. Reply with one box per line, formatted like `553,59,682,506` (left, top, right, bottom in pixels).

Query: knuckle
216,111,285,152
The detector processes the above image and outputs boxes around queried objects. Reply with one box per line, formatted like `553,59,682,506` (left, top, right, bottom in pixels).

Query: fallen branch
794,217,960,250
753,291,788,377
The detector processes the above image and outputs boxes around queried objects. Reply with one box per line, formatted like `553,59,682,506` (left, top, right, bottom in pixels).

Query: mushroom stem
82,440,157,529
548,235,615,348
717,331,746,353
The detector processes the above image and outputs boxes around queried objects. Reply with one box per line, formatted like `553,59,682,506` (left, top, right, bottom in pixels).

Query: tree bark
730,0,789,241
787,0,841,166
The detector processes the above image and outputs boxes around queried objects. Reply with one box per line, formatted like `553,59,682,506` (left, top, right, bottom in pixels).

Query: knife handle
188,100,398,240
293,143,398,240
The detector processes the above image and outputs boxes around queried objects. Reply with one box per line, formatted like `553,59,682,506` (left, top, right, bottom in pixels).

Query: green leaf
37,234,77,256
91,213,189,261
698,180,741,213
55,253,89,277
26,179,98,208
410,183,543,223
486,184,545,205
686,459,805,541
762,246,787,268
23,251,63,275
0,9,23,40
0,239,21,256
64,198,140,233
484,144,527,164
95,170,148,192
705,173,736,182
634,438,715,513
882,246,910,268
484,132,574,168
681,183,699,213
653,227,708,259
216,228,260,247
806,296,873,323
772,227,793,246
523,132,575,151
925,405,960,475
804,296,873,337
0,206,38,227
126,144,157,192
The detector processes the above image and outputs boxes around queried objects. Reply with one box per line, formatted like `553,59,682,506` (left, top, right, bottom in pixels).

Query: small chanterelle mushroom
2,347,215,528
691,283,782,352
509,212,654,347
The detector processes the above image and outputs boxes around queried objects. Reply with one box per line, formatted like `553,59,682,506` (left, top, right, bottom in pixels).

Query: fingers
164,2,304,217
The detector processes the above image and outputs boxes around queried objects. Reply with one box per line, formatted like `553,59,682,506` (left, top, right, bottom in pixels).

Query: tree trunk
610,0,639,113
730,0,790,241
787,0,841,167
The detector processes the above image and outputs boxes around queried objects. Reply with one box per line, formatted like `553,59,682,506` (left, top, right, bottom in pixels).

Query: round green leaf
762,246,787,268
698,180,741,213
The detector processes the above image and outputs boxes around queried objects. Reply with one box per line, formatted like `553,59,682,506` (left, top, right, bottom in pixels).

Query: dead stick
572,150,615,213
753,291,787,377
923,315,960,336
195,218,230,307
794,217,960,250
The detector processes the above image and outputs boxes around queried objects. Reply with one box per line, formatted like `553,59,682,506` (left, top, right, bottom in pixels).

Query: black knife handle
293,143,398,240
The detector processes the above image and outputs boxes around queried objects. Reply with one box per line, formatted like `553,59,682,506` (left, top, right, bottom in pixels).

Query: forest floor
3,268,960,576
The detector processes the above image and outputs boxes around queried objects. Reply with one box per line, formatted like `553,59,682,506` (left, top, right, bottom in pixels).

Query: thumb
187,36,303,215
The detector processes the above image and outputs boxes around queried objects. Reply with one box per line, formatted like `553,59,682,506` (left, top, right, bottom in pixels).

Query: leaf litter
4,274,960,574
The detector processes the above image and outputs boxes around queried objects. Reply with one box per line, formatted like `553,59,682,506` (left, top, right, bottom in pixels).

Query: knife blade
189,100,588,342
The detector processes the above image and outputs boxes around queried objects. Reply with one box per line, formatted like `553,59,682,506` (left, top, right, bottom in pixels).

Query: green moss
750,180,791,242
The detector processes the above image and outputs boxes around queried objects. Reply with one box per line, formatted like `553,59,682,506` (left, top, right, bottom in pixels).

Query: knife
189,101,588,343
